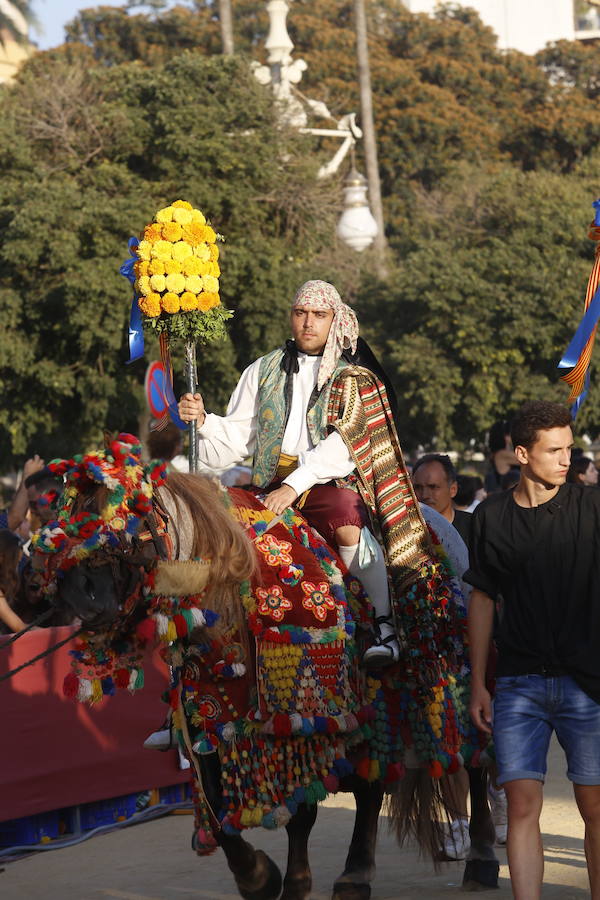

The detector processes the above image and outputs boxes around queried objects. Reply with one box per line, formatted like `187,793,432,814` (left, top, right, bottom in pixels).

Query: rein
0,608,56,649
0,626,84,684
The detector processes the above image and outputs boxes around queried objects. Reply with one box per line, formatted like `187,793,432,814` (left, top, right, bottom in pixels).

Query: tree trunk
353,0,387,277
219,0,235,55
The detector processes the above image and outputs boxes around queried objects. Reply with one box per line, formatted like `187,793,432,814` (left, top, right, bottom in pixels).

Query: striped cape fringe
328,366,434,590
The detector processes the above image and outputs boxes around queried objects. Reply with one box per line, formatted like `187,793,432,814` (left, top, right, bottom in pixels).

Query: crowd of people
3,278,600,899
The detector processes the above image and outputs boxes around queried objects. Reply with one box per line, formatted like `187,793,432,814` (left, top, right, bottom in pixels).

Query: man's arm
468,588,495,734
177,362,260,470
7,455,44,531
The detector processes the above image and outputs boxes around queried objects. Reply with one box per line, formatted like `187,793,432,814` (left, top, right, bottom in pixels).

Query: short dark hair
412,453,457,484
24,471,62,492
487,419,512,454
510,401,572,451
146,423,183,461
567,455,595,483
455,474,478,506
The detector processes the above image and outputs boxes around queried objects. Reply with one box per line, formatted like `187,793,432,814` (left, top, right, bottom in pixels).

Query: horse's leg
196,753,283,900
333,777,384,900
281,802,318,900
217,832,284,900
463,766,499,892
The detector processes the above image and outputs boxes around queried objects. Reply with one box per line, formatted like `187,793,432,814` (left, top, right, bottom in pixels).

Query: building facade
404,0,600,54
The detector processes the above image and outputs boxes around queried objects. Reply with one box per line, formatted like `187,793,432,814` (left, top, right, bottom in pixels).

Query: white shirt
197,352,355,496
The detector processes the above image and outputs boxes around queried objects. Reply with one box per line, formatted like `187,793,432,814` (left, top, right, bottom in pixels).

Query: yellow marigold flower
164,258,182,275
182,256,203,276
194,242,211,262
191,209,206,225
165,272,186,294
209,243,219,261
172,200,192,210
151,240,173,261
161,292,180,313
137,240,151,261
202,274,219,293
162,222,183,242
197,291,220,311
172,240,193,261
206,261,221,278
172,208,193,225
180,291,198,311
139,293,161,317
155,206,174,223
204,225,217,243
182,223,206,246
148,259,165,276
144,223,163,243
137,275,151,297
135,260,150,278
150,274,166,292
185,275,202,294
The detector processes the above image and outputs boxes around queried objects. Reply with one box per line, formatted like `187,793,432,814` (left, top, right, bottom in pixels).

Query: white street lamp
336,167,378,252
252,0,379,250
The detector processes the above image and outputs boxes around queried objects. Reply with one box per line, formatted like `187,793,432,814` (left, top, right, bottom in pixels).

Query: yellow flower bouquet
127,200,232,346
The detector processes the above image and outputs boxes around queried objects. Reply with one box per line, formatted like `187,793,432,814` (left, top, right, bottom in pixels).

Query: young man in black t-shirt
467,400,600,899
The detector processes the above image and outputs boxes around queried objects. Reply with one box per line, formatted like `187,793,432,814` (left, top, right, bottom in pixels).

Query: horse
29,436,499,899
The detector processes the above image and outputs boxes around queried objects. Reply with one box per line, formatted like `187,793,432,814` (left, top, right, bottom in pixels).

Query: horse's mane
160,472,256,629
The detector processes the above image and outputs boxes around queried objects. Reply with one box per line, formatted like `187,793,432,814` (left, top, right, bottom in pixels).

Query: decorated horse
28,434,499,899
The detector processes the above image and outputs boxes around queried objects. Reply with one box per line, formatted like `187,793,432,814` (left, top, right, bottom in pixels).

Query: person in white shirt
179,280,398,665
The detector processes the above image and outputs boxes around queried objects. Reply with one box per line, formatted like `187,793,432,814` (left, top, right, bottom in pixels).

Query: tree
0,51,344,466
0,1,34,46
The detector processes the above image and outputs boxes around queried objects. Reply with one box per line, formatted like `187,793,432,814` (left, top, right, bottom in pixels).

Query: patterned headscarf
292,280,359,390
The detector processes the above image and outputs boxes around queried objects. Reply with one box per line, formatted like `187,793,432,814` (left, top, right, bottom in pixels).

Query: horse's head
33,434,168,634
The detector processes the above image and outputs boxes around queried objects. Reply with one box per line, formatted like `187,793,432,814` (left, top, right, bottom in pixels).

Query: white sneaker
442,817,471,860
488,784,508,844
143,727,175,751
362,617,400,668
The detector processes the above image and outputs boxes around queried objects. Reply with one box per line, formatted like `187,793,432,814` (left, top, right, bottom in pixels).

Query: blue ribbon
593,199,600,227
120,237,144,364
557,283,600,373
162,361,188,430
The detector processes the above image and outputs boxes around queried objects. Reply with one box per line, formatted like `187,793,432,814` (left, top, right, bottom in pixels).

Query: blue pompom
293,787,305,803
204,609,220,627
314,716,328,733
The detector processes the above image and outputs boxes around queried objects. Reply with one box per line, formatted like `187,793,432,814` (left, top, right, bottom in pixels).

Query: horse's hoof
237,849,283,900
281,872,311,900
332,882,371,900
462,859,500,891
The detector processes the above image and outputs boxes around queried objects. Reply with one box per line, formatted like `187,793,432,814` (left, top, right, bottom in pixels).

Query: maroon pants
274,483,368,547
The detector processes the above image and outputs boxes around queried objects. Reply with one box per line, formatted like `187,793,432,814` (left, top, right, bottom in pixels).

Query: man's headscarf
292,280,359,390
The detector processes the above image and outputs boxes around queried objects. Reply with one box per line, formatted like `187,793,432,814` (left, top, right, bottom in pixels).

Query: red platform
0,627,187,823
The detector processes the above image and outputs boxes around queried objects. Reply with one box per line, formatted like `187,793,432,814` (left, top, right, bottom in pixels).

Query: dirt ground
0,737,590,899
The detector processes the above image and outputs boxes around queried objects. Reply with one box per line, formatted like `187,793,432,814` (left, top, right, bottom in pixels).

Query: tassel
63,672,79,699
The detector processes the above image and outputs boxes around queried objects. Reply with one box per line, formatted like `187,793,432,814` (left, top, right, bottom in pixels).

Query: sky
31,1,138,50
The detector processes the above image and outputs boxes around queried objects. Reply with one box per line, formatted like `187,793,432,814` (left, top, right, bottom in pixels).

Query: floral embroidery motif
301,581,336,622
255,534,293,568
256,585,293,622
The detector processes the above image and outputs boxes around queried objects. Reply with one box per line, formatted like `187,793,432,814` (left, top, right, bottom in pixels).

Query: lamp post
252,0,382,253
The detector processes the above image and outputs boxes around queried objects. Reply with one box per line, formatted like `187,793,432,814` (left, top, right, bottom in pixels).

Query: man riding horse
179,279,424,667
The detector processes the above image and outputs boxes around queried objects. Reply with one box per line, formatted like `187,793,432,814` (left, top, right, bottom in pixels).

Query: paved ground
0,738,591,899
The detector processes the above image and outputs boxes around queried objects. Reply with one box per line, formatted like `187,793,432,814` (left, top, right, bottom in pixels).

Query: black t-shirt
464,483,600,702
452,509,471,546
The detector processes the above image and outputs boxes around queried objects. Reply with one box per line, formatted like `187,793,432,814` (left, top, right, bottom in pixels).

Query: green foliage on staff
2,1,600,466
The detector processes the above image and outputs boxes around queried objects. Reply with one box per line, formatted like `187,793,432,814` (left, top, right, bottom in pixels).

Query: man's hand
22,455,44,480
178,392,206,426
263,485,298,516
469,681,493,734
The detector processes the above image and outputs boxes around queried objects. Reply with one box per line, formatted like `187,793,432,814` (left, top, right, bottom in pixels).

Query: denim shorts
493,674,600,786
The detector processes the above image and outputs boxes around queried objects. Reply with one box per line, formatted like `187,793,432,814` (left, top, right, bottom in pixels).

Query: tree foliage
2,2,600,464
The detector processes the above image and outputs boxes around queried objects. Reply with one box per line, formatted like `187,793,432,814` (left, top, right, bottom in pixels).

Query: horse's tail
384,768,450,866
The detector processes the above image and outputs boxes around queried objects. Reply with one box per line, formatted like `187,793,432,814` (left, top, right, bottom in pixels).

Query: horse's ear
103,429,114,449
